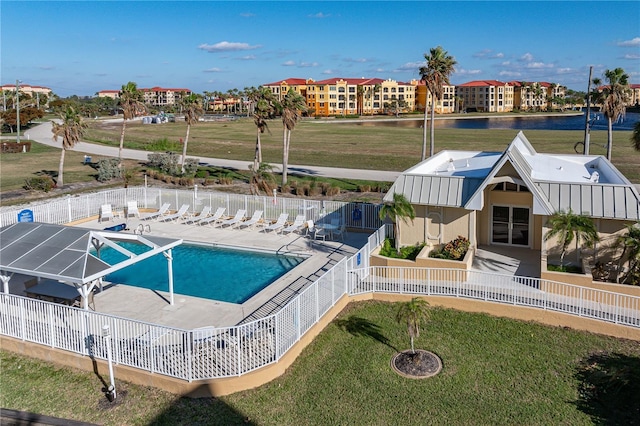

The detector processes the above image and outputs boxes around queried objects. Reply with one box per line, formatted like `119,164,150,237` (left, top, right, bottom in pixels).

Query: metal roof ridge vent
447,158,455,172
589,171,600,183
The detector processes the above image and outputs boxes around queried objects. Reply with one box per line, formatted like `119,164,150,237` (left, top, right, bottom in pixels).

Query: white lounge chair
282,214,306,235
198,207,226,226
264,213,289,233
238,210,263,229
160,204,190,222
125,201,140,218
99,204,114,222
141,203,171,221
183,206,211,224
219,209,246,228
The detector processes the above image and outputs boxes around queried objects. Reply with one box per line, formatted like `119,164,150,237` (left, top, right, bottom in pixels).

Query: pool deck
70,217,370,329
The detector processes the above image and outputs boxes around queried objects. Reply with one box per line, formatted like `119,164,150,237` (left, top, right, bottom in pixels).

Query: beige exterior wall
399,205,472,248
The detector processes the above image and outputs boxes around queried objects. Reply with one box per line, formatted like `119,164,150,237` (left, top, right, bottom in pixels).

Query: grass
2,301,639,425
83,117,640,183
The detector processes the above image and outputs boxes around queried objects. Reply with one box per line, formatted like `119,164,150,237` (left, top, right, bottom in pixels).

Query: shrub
96,158,121,182
183,158,199,176
379,238,425,261
218,173,233,185
325,185,341,196
429,236,470,260
147,152,180,176
24,175,55,192
195,170,209,179
146,137,181,152
358,184,371,193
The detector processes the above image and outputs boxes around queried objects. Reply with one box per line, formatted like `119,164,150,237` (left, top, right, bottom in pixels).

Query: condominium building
414,79,457,113
629,84,640,107
97,87,192,107
1,83,52,110
456,80,514,112
267,77,416,116
1,83,52,98
509,81,566,111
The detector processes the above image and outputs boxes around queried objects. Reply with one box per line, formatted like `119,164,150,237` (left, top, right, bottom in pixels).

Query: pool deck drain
60,217,372,328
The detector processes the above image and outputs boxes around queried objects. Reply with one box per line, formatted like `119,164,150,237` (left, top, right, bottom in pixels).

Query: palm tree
249,162,277,195
179,93,204,174
598,68,631,161
419,46,457,160
118,82,146,166
616,222,640,284
51,105,87,188
395,297,430,354
251,86,278,170
544,210,599,269
379,193,416,250
280,88,306,186
631,121,640,152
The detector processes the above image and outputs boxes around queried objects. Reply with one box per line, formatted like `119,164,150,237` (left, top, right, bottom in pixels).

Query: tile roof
457,80,509,87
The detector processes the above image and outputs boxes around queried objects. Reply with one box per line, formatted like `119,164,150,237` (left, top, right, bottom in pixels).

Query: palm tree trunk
254,129,261,171
429,105,436,157
421,103,428,160
607,118,613,161
118,118,127,168
282,127,289,186
181,124,191,174
410,336,415,354
57,148,66,188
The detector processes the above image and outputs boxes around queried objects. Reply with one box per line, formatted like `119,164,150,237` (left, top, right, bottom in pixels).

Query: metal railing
1,189,639,382
0,186,384,230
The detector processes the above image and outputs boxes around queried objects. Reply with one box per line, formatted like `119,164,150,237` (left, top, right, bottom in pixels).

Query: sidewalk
26,121,401,182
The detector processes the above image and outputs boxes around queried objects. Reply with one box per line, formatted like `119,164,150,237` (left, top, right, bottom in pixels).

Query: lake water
357,112,640,131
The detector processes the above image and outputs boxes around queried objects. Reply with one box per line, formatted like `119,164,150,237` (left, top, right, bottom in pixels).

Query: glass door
492,205,530,246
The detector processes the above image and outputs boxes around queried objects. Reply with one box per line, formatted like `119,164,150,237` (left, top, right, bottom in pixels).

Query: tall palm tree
51,105,87,188
544,209,599,269
118,82,146,166
179,93,204,174
251,86,278,170
280,88,306,186
379,193,416,250
419,46,457,160
395,297,430,354
598,68,630,161
631,121,640,152
249,162,277,195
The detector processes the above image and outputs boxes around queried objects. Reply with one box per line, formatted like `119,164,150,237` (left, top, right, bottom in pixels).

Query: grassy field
2,301,639,425
84,117,639,182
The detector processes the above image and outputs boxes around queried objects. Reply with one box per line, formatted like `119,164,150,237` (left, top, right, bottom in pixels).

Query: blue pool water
96,243,303,304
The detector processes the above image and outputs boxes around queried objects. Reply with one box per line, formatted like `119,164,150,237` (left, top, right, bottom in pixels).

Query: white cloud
526,62,553,69
198,41,260,52
623,53,640,59
618,37,640,47
237,55,256,60
473,49,504,59
520,53,534,62
322,69,334,75
499,70,521,77
299,62,319,68
396,61,424,71
240,12,255,18
204,68,222,73
456,68,482,75
282,60,296,66
309,12,330,18
556,68,573,74
343,57,370,63
38,66,55,70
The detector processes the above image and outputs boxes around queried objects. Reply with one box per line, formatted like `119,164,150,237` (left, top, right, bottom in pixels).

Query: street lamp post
16,80,21,144
102,324,117,401
583,66,593,155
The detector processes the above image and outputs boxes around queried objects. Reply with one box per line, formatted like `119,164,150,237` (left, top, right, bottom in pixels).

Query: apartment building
97,87,192,107
629,84,640,107
1,83,52,109
456,80,514,112
509,81,566,111
413,79,457,113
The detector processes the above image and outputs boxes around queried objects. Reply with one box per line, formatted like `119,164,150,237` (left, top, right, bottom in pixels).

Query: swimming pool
95,243,304,304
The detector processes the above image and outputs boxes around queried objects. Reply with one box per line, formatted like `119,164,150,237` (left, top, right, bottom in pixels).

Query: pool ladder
135,224,151,235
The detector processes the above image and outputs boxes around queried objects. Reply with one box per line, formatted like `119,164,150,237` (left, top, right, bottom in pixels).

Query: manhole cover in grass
391,349,442,379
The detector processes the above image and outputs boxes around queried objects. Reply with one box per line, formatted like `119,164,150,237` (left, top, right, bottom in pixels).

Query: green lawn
2,301,639,425
84,117,640,182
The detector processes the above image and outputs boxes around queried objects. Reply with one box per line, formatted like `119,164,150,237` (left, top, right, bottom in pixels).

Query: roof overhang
0,222,183,284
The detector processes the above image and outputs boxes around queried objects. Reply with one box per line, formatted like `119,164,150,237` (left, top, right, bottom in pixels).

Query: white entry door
491,205,530,246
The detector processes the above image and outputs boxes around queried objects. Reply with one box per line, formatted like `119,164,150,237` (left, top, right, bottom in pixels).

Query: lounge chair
332,223,347,241
198,207,226,226
282,214,306,235
125,201,140,218
183,206,211,224
160,204,190,222
99,204,114,222
219,209,246,228
238,210,263,229
264,213,289,233
141,203,171,221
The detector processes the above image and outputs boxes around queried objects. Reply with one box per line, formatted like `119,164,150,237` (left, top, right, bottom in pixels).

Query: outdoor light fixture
102,324,117,401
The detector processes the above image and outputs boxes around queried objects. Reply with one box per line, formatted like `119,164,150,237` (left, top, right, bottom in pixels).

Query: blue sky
2,1,639,97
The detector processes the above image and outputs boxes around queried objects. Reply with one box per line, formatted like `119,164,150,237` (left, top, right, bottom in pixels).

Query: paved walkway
25,121,401,182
